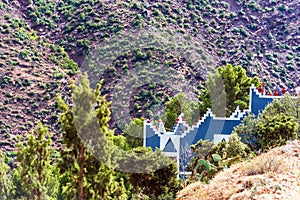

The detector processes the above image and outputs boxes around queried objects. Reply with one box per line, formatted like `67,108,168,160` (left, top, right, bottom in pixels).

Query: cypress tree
56,73,127,200
16,122,58,200
163,92,198,131
0,150,14,199
123,118,144,149
199,64,261,116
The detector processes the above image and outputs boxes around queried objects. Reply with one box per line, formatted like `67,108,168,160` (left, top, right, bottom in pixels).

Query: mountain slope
21,0,300,87
0,1,77,151
0,0,299,149
22,0,300,127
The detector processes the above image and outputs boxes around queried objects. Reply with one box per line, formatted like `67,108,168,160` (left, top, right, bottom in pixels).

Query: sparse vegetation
241,153,286,176
0,0,299,199
177,141,300,200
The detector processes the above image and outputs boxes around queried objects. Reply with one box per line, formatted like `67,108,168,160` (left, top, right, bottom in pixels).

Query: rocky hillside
0,0,299,149
177,140,300,200
0,1,77,151
22,0,300,126
21,0,300,86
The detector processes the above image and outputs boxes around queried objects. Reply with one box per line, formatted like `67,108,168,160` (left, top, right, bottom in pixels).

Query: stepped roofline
144,84,299,177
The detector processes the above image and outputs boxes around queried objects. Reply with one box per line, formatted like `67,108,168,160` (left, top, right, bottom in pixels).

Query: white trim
214,134,230,145
249,85,254,112
179,172,192,175
143,120,147,147
144,85,297,144
144,85,299,177
163,152,178,157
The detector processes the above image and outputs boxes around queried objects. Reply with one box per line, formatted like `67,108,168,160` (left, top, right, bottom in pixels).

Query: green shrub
0,2,5,9
234,96,300,152
38,82,46,89
187,133,253,183
223,133,255,159
22,79,31,87
53,72,64,79
195,153,240,183
1,76,10,88
257,113,298,151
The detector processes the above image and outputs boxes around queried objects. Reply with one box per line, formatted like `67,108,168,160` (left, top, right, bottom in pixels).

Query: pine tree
56,73,127,200
123,118,144,149
163,92,198,131
199,64,261,116
16,122,58,200
202,71,226,116
0,150,14,199
121,147,181,199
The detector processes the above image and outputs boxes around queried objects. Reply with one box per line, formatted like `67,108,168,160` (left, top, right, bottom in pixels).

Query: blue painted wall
145,125,160,151
144,85,289,175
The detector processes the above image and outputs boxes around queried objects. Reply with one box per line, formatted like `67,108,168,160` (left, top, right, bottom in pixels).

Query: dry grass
240,153,287,176
177,182,208,200
177,141,300,200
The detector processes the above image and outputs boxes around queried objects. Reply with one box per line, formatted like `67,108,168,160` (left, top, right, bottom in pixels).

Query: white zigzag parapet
145,84,298,139
144,84,299,176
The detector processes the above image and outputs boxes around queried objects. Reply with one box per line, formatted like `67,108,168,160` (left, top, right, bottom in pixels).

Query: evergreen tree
257,113,298,151
202,70,227,116
163,107,179,131
121,147,181,199
233,95,299,152
56,73,127,200
262,95,300,124
16,122,58,200
11,168,27,199
123,118,144,149
0,150,14,199
163,92,199,131
199,64,261,116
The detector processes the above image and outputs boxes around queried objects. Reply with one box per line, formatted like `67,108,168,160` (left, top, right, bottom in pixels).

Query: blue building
143,84,292,175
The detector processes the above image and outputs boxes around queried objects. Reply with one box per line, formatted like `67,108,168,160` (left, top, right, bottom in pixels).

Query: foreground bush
187,133,254,183
234,96,299,152
257,113,298,151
